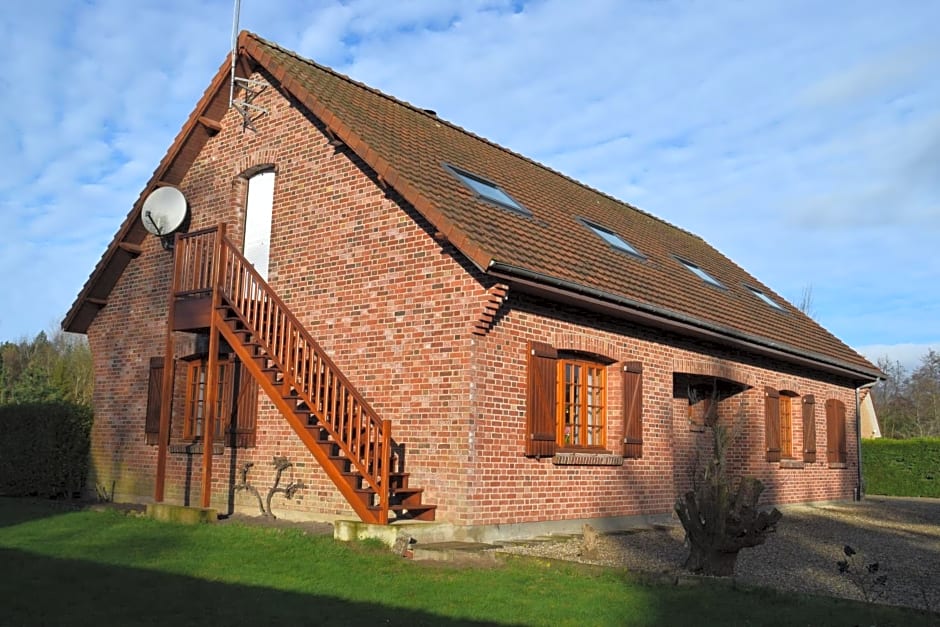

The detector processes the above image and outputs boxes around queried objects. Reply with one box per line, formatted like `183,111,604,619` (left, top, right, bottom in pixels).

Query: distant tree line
872,350,940,439
0,331,93,407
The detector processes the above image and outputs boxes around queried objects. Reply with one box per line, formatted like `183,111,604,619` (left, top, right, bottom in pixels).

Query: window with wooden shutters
525,341,557,457
557,357,607,448
764,387,781,462
826,399,847,465
802,395,816,463
622,362,643,458
145,357,165,445
181,357,258,448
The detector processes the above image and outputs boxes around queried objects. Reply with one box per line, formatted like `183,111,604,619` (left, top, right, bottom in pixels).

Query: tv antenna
229,0,268,131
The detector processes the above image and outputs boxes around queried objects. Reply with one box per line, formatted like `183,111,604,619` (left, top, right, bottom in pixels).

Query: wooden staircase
172,225,435,524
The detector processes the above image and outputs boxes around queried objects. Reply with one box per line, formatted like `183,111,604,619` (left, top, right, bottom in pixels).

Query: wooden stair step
208,263,436,527
374,503,437,522
352,487,377,506
390,487,424,506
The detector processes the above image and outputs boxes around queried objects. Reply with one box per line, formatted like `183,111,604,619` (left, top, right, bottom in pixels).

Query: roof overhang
62,53,255,334
488,262,883,384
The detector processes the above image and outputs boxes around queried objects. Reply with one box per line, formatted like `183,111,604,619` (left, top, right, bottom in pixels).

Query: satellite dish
141,187,188,237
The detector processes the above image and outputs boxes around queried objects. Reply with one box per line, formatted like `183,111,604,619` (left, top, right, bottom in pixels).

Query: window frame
779,393,794,459
746,285,785,311
578,218,646,259
555,355,607,450
675,257,726,289
442,163,531,217
182,357,233,443
179,355,258,448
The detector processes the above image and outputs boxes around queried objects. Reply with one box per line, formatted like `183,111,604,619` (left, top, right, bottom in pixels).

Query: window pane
556,358,606,448
583,220,643,257
678,258,724,288
749,286,785,310
780,396,793,458
447,165,531,215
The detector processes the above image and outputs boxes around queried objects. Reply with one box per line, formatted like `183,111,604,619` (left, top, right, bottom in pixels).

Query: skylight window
444,164,530,216
580,219,644,258
677,258,725,289
747,286,785,310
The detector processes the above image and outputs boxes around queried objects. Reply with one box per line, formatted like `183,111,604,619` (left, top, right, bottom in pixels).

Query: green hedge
0,402,93,498
862,438,940,498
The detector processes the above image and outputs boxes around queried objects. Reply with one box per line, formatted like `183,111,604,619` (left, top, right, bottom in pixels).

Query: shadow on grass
0,496,86,529
0,547,510,627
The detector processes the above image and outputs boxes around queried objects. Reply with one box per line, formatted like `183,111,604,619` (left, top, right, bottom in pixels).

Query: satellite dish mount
141,186,189,250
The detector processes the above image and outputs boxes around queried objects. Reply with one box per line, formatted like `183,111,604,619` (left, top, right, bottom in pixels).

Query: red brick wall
468,293,859,525
86,71,860,526
88,71,481,519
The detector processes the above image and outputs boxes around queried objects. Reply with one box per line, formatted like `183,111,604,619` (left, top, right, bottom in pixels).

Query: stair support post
154,231,185,503
379,419,391,524
199,224,227,509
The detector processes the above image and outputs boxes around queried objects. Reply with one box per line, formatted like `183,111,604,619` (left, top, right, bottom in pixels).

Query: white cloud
0,0,937,356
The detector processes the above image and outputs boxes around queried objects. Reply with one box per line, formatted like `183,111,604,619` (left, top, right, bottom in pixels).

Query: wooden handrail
186,227,391,522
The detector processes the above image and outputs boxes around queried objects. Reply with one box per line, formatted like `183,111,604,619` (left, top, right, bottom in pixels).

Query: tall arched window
243,170,275,280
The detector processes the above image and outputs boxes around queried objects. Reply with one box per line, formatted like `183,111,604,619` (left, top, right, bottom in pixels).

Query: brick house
64,32,881,536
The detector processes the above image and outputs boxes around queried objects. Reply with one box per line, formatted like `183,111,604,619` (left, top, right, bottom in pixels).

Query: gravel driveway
497,496,940,611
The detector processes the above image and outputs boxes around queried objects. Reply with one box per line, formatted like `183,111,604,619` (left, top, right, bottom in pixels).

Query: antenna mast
228,0,241,109
228,0,268,131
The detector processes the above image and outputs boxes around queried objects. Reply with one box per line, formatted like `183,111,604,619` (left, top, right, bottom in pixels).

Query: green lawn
0,499,932,626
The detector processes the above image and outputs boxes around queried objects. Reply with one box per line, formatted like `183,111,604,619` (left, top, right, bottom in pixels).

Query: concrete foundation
146,503,218,524
334,511,675,547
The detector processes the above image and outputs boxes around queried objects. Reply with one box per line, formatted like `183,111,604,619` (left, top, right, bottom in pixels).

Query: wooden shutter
182,361,201,441
802,395,816,463
826,399,847,464
526,341,557,457
232,361,259,448
145,357,164,445
764,387,781,462
622,362,643,458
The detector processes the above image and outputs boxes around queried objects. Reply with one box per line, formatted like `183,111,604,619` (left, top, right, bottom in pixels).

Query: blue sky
1,0,937,373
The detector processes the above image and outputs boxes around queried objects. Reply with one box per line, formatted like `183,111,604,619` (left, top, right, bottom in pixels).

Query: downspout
854,380,880,501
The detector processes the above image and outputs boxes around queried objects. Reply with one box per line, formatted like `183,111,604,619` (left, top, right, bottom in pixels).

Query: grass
0,498,934,626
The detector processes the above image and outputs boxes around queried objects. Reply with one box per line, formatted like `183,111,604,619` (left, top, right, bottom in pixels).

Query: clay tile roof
242,33,878,380
64,31,880,382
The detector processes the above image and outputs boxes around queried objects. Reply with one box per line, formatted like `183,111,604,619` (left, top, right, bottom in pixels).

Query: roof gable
65,31,880,382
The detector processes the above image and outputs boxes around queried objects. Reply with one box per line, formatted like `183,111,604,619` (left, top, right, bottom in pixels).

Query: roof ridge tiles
243,31,699,240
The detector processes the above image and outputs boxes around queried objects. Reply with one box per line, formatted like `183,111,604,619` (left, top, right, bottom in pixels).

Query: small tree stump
675,395,782,577
581,523,601,557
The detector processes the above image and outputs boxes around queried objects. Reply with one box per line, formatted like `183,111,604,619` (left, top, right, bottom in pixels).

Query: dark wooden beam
197,116,222,134
117,241,143,256
86,297,108,306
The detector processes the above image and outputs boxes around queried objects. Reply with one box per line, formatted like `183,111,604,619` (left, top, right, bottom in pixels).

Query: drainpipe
855,380,880,501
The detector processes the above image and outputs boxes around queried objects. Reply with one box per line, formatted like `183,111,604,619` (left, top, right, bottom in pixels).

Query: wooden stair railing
173,226,435,524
